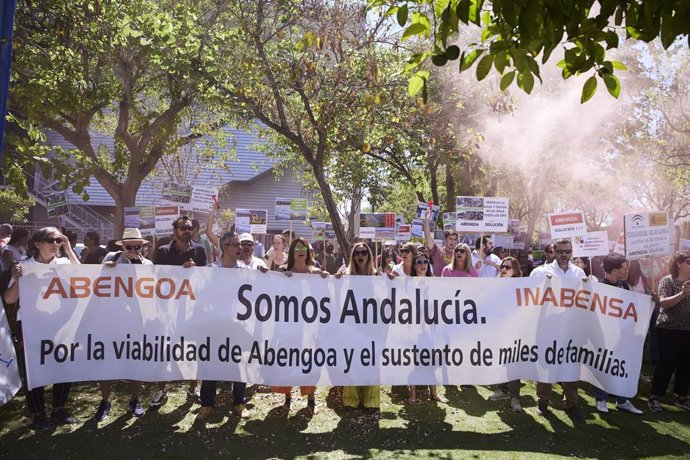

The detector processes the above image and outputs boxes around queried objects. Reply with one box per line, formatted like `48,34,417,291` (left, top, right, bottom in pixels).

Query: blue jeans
594,387,627,404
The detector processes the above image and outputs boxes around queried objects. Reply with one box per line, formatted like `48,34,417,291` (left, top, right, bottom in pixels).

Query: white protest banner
275,198,308,221
19,265,652,397
456,196,509,232
0,308,21,406
236,209,268,234
680,239,690,253
395,224,411,242
415,202,439,223
548,211,586,239
188,186,220,213
443,212,456,231
572,231,610,258
624,211,671,259
154,206,180,237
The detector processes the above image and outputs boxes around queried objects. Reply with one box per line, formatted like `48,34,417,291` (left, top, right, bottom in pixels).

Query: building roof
45,127,279,207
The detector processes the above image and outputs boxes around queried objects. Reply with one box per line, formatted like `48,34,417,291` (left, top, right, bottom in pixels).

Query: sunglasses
556,249,572,255
43,236,62,244
294,246,308,253
353,249,368,257
399,248,411,254
500,265,512,270
455,249,466,254
415,259,430,265
125,245,142,251
177,226,193,231
240,241,254,247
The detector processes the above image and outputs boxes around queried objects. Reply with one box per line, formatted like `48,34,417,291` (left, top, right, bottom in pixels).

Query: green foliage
0,188,35,222
370,0,690,102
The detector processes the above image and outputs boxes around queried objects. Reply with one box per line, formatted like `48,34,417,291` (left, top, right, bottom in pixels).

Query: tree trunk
311,163,351,261
445,159,455,211
112,178,140,238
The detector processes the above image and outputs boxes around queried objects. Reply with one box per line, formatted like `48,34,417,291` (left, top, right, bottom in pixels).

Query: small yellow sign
649,212,668,226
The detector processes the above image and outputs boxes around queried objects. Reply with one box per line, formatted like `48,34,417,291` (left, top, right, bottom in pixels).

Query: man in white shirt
530,238,587,422
239,233,268,270
471,235,501,278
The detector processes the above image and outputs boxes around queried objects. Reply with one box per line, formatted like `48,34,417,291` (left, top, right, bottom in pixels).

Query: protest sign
455,196,509,232
311,222,335,241
395,224,411,241
548,211,586,239
154,206,180,237
624,212,672,259
613,232,625,255
443,212,456,231
572,231,610,258
46,192,68,218
415,202,439,222
188,186,220,213
680,239,690,253
538,232,552,249
19,265,652,398
360,213,396,240
124,207,155,237
411,219,424,238
491,234,514,249
0,308,20,406
236,209,268,234
161,183,192,205
275,198,308,221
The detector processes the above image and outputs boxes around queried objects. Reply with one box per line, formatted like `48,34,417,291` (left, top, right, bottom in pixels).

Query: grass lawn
1,376,689,459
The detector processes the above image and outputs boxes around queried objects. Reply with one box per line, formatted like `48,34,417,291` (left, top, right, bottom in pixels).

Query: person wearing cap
93,228,152,422
197,231,251,420
150,216,208,410
238,232,268,271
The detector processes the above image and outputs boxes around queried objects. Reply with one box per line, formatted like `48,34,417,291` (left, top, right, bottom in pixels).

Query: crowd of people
1,211,689,431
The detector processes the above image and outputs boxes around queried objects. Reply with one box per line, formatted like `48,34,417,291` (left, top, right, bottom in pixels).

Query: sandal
407,396,417,405
430,393,448,403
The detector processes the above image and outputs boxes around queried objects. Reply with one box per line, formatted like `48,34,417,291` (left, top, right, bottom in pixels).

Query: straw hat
115,228,150,246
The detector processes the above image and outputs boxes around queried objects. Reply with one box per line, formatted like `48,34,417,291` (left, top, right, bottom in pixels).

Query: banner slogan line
18,265,653,397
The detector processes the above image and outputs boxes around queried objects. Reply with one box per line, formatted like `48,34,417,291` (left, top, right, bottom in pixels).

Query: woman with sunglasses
392,242,418,277
338,242,381,412
408,253,448,404
91,229,152,422
197,231,251,419
648,252,690,412
441,243,478,278
4,227,80,430
487,257,524,412
272,237,326,415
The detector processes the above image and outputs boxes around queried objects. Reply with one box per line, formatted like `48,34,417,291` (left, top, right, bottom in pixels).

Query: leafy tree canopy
369,0,689,102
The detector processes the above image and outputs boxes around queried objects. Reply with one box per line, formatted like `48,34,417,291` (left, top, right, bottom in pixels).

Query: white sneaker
616,400,643,414
488,389,510,401
149,390,168,409
595,400,609,413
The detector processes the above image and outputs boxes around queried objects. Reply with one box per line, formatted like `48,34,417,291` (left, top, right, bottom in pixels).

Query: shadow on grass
1,381,689,459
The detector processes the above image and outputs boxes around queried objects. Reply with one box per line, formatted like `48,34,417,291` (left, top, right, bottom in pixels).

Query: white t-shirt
0,245,26,271
471,251,501,278
242,256,267,270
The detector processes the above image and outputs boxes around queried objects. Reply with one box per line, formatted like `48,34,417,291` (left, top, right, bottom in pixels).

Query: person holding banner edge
198,231,251,420
4,227,80,430
648,251,690,413
488,256,524,412
337,241,382,413
529,238,587,422
272,237,327,415
149,216,208,411
93,228,152,421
